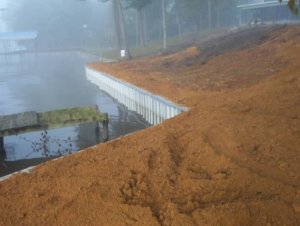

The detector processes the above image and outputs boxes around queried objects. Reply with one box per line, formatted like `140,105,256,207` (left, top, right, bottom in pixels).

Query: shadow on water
0,51,150,177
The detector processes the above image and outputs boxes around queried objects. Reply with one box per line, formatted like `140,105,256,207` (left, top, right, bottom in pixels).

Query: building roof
0,31,38,41
237,0,288,10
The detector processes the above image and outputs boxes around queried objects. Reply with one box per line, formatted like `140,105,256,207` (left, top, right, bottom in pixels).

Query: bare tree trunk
176,11,182,40
217,7,220,28
137,9,146,47
161,0,167,50
112,0,122,49
208,0,212,30
116,0,131,59
142,8,147,46
135,9,139,46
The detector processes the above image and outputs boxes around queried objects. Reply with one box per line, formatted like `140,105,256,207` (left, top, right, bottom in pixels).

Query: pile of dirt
0,25,300,225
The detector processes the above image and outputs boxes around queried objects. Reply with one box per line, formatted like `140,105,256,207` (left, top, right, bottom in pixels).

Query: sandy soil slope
0,25,300,226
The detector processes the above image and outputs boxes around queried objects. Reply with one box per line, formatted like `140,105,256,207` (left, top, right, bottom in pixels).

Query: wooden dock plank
0,106,109,139
0,111,38,131
17,112,38,128
37,106,108,130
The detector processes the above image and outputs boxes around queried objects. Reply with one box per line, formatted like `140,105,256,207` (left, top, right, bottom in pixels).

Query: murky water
0,51,149,177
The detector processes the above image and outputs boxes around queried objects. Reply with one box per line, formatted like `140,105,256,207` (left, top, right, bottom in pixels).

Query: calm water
0,51,149,176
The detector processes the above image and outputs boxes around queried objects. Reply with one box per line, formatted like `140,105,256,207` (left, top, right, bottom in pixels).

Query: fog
1,0,112,51
0,0,237,55
1,0,299,56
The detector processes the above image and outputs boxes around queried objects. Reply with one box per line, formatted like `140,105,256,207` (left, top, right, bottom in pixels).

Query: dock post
102,113,109,142
95,121,101,144
0,136,3,151
0,136,6,159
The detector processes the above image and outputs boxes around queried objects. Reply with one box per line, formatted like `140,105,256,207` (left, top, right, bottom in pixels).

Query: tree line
100,0,298,59
5,0,299,57
104,0,237,59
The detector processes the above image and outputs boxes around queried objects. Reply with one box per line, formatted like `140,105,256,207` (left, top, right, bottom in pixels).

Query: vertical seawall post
86,67,188,126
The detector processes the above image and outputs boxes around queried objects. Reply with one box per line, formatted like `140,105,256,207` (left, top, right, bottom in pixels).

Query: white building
0,31,38,54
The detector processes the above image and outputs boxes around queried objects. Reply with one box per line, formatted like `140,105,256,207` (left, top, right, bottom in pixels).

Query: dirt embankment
0,25,300,225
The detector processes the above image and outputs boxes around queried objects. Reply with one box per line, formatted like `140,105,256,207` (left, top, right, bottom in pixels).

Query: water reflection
0,51,149,177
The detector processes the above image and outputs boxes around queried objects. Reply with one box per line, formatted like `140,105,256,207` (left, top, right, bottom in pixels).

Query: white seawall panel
86,67,187,125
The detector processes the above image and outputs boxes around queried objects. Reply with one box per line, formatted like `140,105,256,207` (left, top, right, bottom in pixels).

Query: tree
281,0,300,15
125,0,151,47
125,0,168,50
92,0,132,59
174,0,217,32
116,0,132,59
98,0,130,59
161,0,167,49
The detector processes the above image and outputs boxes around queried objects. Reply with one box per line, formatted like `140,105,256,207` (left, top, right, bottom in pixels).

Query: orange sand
0,25,300,225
